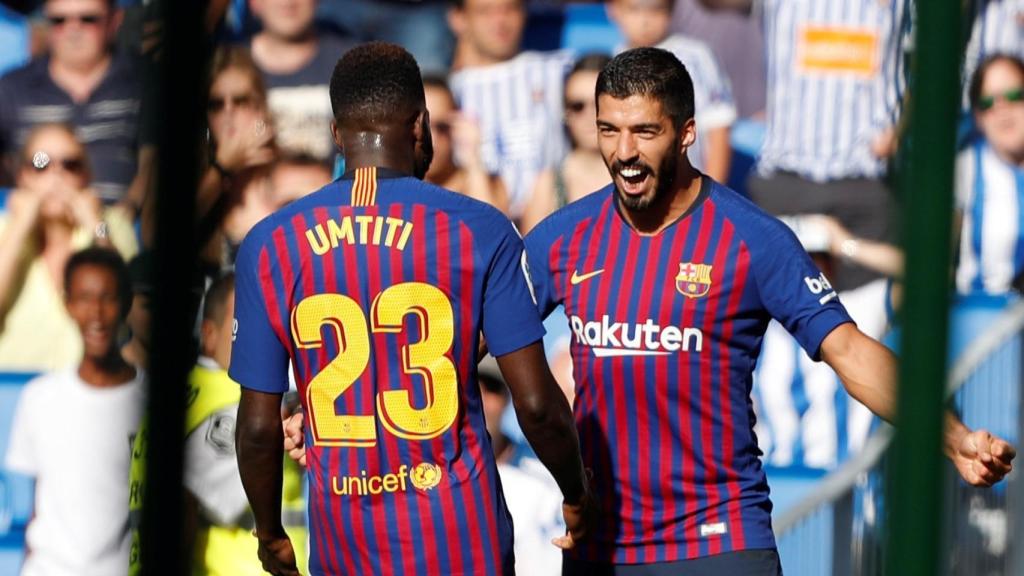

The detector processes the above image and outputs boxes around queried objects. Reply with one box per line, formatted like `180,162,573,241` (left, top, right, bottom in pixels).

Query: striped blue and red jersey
229,167,546,576
523,177,853,564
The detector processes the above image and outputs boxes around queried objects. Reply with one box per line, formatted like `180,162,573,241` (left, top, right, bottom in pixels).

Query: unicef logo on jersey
331,462,445,497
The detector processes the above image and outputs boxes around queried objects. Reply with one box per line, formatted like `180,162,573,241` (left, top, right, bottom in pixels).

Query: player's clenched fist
553,476,601,550
951,428,1016,487
282,412,306,467
256,534,300,576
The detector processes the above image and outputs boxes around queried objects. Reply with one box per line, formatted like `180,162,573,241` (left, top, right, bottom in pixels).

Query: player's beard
612,150,678,212
415,115,434,180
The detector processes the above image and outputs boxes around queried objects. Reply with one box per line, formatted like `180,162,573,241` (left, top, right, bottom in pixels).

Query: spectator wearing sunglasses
197,46,279,273
956,54,1024,295
0,123,137,372
0,0,141,206
421,75,508,212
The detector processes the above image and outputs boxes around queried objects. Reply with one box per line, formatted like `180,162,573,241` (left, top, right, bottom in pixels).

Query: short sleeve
523,226,560,319
480,219,546,357
5,382,38,475
184,409,250,525
749,220,854,360
228,235,290,393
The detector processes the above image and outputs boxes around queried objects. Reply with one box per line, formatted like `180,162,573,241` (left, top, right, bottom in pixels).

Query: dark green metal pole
888,1,961,575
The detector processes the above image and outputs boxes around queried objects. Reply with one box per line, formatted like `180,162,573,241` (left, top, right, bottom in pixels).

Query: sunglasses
47,13,104,26
977,87,1024,111
565,100,593,114
207,94,256,114
27,151,86,174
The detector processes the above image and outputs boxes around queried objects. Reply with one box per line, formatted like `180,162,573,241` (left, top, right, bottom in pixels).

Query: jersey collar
340,166,412,180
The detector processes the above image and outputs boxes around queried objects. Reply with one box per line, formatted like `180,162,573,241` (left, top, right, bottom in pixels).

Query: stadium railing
774,296,1024,576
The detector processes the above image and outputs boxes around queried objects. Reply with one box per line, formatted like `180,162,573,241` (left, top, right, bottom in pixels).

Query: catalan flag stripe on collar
351,166,377,206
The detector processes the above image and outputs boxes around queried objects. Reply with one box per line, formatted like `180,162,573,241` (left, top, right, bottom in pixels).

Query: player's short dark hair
203,272,236,324
64,246,133,317
330,42,425,129
969,53,1024,111
596,47,695,129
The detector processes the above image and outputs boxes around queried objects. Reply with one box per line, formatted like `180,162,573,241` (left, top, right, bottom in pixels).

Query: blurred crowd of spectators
0,0,1022,574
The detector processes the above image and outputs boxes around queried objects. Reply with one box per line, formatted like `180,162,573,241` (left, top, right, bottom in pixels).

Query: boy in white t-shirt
5,247,145,576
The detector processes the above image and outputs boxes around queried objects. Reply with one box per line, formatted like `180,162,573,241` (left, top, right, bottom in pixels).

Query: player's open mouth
618,166,650,195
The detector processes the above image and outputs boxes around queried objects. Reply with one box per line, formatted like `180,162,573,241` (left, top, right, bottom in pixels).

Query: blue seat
560,4,621,56
0,372,38,576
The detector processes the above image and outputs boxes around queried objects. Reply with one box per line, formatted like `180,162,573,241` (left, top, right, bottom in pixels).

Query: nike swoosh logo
570,269,605,285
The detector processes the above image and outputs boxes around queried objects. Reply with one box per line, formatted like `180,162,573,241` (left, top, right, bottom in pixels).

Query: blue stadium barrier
0,372,37,576
775,296,1024,575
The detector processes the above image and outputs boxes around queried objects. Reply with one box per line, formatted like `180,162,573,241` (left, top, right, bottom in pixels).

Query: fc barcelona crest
675,262,713,298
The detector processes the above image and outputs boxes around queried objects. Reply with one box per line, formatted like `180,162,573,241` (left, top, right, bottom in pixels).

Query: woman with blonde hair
0,123,137,371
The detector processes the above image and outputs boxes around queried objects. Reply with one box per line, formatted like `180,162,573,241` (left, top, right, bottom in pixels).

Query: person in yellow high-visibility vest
129,273,306,575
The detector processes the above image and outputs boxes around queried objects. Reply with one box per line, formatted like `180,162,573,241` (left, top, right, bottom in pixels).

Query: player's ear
330,120,343,153
415,109,430,143
679,117,697,151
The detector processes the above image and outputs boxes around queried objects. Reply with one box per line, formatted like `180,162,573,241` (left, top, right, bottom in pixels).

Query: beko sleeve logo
804,273,838,305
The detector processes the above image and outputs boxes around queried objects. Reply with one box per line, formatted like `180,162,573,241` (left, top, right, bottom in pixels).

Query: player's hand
952,428,1016,487
553,479,599,550
283,412,306,467
256,534,299,575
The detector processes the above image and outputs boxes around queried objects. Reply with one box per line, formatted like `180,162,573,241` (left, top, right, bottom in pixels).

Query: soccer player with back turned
230,43,596,576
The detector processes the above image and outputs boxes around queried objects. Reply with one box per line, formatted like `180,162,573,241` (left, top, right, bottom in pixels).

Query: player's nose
615,133,639,163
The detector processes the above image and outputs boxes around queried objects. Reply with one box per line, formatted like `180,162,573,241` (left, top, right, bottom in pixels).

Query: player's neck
621,164,703,235
79,350,137,388
342,130,418,176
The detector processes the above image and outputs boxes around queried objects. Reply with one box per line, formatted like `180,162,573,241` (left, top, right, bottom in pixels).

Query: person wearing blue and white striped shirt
447,0,574,222
608,0,737,183
956,55,1024,295
720,0,912,294
704,0,910,461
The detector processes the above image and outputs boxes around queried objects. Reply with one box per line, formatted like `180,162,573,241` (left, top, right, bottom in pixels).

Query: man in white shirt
6,246,145,576
447,0,574,221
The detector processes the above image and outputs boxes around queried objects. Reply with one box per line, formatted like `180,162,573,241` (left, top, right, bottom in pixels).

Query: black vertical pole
887,0,961,574
141,1,205,574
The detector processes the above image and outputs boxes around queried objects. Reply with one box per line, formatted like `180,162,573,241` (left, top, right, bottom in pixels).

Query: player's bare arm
495,341,599,548
820,322,1016,487
236,388,299,576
